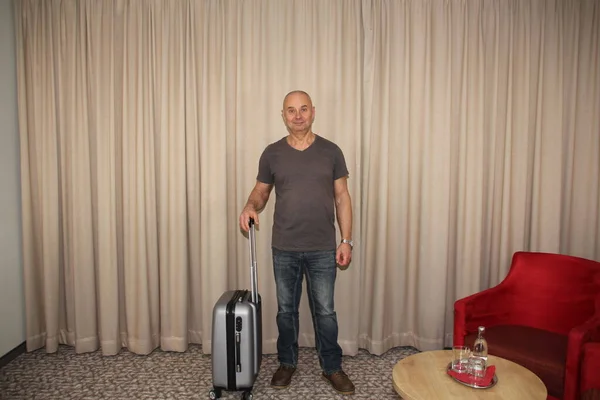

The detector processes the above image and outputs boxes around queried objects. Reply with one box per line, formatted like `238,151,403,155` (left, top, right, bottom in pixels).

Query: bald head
283,90,313,110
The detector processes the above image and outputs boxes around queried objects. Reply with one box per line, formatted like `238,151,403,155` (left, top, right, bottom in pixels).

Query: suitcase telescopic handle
248,218,259,303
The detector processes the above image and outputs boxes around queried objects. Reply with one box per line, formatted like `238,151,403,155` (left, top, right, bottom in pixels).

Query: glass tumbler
469,356,487,378
451,346,471,373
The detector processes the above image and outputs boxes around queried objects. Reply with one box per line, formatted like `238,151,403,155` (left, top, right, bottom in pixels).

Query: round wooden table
392,350,547,399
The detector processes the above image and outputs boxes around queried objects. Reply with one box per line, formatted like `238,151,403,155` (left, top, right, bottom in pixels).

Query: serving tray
446,362,498,389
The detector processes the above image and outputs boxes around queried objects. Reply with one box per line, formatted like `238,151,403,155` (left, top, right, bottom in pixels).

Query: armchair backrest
502,252,600,335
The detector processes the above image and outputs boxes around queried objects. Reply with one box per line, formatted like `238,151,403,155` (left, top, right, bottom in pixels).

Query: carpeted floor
0,345,419,399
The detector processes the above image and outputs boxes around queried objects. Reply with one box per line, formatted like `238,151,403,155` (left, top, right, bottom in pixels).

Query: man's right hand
239,206,259,232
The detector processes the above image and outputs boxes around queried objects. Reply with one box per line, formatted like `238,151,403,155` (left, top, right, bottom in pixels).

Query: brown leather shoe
270,365,296,389
322,370,355,395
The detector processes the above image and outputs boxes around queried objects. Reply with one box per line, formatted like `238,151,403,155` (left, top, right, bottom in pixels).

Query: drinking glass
469,356,487,378
451,346,471,373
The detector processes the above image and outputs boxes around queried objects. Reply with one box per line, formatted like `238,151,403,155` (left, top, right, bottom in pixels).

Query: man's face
281,92,315,134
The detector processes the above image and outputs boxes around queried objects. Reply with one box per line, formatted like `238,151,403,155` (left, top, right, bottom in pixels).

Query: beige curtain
14,0,599,357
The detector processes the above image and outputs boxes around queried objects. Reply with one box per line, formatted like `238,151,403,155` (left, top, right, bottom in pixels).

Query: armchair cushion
581,390,600,400
465,325,567,398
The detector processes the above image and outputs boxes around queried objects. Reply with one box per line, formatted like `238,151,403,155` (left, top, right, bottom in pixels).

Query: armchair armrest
580,342,600,396
563,315,600,400
453,283,513,346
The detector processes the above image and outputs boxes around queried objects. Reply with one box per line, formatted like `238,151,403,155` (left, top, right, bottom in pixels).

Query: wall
0,0,25,358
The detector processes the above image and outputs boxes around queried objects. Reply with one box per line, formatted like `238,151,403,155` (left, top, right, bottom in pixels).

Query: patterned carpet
0,345,419,399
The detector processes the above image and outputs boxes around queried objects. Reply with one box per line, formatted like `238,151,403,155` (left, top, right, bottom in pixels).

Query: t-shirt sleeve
256,147,274,184
333,145,349,180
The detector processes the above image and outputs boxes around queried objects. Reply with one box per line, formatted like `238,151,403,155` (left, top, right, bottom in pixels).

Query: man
238,90,355,395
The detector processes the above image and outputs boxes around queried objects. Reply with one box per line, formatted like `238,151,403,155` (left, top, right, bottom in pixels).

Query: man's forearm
336,193,353,240
245,188,269,213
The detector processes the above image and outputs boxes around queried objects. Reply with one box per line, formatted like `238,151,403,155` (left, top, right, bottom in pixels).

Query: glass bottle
471,326,488,377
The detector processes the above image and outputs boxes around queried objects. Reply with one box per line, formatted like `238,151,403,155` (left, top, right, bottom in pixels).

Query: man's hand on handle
239,206,259,232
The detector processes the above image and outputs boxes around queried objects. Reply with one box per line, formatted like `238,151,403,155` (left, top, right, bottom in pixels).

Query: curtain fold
14,0,600,356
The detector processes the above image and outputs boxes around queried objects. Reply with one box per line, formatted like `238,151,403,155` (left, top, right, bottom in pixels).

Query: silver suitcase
210,219,262,400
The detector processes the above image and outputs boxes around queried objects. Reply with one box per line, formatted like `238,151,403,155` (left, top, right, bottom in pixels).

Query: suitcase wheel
208,388,252,399
241,391,253,400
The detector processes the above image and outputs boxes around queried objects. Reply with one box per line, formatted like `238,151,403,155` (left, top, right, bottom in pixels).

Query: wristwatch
341,239,354,249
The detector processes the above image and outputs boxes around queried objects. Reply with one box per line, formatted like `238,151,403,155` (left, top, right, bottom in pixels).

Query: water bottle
471,326,488,377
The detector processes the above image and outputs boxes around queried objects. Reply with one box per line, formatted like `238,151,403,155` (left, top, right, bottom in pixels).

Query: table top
392,350,547,400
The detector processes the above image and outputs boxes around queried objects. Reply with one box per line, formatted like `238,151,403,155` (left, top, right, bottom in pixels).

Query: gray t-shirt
257,135,349,251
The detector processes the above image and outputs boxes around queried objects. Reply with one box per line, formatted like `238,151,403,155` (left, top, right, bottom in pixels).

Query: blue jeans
272,248,342,375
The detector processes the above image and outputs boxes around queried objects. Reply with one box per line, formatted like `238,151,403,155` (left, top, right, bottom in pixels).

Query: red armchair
453,252,600,400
